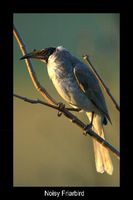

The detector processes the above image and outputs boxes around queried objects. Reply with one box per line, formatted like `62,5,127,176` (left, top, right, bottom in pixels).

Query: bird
21,46,113,175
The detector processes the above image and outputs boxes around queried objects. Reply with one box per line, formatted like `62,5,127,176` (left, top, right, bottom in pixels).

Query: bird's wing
73,63,111,123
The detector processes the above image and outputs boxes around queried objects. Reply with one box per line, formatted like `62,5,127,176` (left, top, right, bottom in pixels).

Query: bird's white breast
47,46,95,111
47,60,71,103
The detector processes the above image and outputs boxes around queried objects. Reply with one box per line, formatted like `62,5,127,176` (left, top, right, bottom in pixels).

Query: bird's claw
83,123,92,136
57,102,65,117
57,111,62,117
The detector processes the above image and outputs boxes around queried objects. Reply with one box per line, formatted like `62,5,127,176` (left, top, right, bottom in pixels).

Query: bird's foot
57,102,65,117
83,123,92,136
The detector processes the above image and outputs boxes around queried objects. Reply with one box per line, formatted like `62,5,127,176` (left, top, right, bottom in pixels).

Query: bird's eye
33,49,36,51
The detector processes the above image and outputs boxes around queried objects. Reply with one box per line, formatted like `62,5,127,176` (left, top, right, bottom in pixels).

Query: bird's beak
20,50,45,60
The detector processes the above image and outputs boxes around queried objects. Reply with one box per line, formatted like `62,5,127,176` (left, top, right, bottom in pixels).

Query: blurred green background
13,13,120,186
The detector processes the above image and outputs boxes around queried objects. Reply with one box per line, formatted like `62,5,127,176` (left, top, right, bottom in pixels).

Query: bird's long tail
86,112,113,175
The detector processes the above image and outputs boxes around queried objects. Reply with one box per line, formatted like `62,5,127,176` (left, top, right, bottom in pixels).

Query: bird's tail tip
93,130,113,175
86,112,113,175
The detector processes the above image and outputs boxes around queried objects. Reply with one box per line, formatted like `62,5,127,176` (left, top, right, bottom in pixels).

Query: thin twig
13,25,57,106
83,55,120,111
14,93,120,159
13,25,120,159
13,93,81,112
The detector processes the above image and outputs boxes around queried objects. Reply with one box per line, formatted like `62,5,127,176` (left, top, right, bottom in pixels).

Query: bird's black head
20,47,56,63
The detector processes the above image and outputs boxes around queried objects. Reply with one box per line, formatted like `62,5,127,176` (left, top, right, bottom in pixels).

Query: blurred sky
13,13,120,186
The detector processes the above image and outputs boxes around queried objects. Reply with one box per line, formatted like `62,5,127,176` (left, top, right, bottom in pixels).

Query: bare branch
13,93,120,159
13,93,81,112
13,25,57,105
83,55,120,111
13,25,120,159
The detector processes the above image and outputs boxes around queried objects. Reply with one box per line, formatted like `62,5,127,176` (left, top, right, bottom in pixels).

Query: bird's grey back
47,46,110,122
